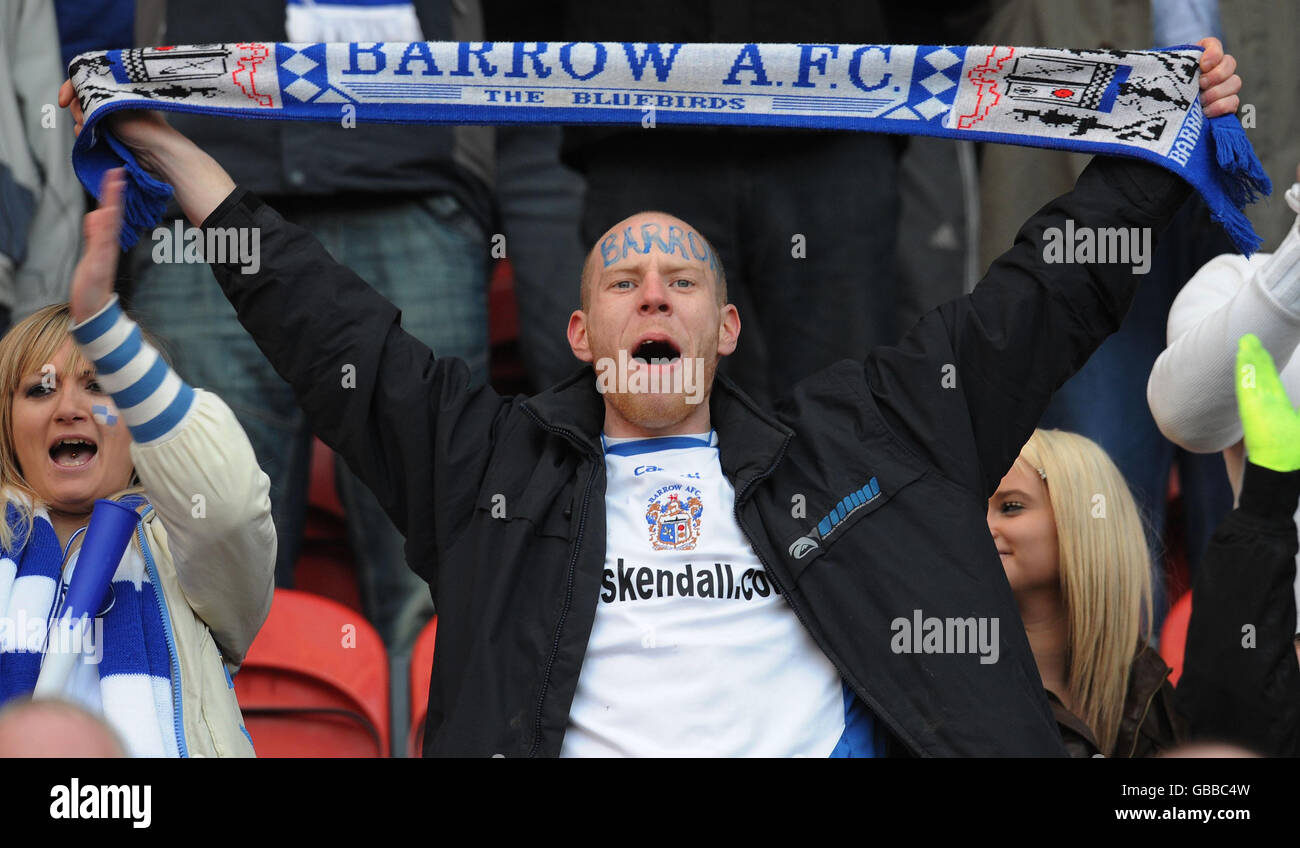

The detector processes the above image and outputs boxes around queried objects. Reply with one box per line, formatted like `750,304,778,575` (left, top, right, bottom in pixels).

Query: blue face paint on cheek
92,404,118,426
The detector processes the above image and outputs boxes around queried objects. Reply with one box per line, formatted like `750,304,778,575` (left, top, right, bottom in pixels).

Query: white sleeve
130,390,276,667
71,296,275,665
1148,185,1300,454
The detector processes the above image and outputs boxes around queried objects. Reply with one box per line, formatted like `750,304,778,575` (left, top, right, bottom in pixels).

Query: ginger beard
570,212,737,434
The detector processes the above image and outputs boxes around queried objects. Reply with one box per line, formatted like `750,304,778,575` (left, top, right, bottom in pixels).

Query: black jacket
203,155,1191,756
1177,463,1300,756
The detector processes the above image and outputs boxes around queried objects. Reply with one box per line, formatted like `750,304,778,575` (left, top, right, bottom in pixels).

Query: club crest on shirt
645,485,704,551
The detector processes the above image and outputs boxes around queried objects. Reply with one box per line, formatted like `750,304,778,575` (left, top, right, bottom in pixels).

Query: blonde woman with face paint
987,428,1184,757
0,170,274,756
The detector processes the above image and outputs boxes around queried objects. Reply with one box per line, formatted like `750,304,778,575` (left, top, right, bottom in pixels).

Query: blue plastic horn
34,499,139,697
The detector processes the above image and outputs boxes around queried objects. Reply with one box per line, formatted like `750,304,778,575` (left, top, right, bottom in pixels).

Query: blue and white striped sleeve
70,295,196,446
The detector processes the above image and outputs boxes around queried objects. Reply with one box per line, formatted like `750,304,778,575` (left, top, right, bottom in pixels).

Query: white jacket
129,388,276,756
1148,183,1300,480
1147,182,1300,625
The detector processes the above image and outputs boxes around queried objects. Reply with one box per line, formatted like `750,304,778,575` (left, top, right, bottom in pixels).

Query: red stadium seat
489,259,531,396
1162,467,1191,603
234,589,390,757
295,439,362,612
407,615,438,757
308,437,345,519
1160,591,1193,687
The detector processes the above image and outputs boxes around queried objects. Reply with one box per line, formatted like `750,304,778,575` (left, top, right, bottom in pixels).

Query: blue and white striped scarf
0,497,179,757
67,40,1270,254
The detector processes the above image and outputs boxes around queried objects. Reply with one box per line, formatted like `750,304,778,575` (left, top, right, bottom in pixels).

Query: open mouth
632,337,681,365
49,437,98,468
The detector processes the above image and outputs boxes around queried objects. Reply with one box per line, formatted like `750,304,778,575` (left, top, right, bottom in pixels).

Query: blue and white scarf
67,40,1270,253
0,497,179,757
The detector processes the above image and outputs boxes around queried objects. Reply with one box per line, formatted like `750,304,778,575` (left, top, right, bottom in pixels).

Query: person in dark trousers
60,41,1242,757
1176,334,1300,757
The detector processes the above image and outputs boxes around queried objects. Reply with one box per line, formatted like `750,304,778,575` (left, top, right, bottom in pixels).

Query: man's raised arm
60,81,235,230
864,156,1190,496
854,39,1241,498
58,85,508,586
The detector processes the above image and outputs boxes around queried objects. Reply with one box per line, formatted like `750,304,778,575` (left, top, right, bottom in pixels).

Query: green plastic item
1236,333,1300,473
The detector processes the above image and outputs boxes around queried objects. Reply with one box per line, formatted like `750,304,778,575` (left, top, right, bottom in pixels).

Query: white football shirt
560,431,880,757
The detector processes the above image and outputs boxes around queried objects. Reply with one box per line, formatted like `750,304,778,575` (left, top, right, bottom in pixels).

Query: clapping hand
68,169,125,326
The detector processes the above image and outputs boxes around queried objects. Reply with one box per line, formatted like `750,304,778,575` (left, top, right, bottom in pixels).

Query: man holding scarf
61,38,1242,756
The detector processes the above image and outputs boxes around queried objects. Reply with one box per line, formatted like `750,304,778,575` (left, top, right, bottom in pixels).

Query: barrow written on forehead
599,222,719,274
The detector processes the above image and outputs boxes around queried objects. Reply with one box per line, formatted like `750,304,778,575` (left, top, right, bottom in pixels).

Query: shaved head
567,209,741,436
581,211,727,311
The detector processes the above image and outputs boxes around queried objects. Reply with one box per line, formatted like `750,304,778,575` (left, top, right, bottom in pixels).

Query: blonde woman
0,170,275,755
987,428,1183,757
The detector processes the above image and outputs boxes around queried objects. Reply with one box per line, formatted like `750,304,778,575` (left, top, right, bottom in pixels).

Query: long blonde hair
1018,428,1154,756
0,304,143,551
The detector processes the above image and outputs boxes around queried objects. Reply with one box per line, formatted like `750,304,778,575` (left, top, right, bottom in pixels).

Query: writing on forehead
599,223,718,273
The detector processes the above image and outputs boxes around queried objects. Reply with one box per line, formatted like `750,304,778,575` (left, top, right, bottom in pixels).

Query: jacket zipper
522,406,601,758
1124,676,1162,758
136,510,188,758
731,439,924,757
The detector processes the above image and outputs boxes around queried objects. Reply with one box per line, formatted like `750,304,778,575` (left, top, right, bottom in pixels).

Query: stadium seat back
1159,591,1193,687
234,589,389,757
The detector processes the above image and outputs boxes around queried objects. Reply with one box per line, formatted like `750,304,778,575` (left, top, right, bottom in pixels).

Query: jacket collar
522,366,792,492
1115,644,1178,757
1047,645,1178,758
1046,688,1101,757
